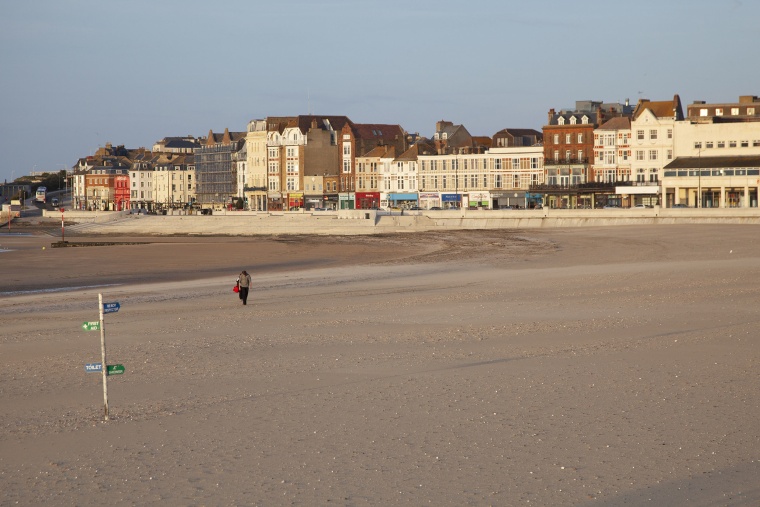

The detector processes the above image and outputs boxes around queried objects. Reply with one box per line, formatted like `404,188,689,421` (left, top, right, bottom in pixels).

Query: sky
1,0,758,182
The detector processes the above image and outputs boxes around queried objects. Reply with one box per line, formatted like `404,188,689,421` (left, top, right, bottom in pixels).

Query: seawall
48,207,760,236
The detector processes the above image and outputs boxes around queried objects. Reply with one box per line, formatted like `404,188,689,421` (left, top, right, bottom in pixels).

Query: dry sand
1,225,758,506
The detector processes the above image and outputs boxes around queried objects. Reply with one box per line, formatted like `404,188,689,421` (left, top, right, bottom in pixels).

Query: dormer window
581,116,589,124
558,117,565,125
442,133,448,139
569,116,577,125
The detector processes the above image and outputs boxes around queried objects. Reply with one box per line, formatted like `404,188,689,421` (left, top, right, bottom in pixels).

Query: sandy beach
1,225,759,506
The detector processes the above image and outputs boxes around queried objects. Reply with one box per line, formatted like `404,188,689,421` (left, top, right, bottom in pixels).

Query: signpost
82,294,124,421
60,207,65,242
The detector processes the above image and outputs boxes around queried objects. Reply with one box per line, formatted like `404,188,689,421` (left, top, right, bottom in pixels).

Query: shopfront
467,192,490,209
355,192,380,209
441,193,461,209
388,192,418,209
339,193,355,210
287,192,304,211
418,192,439,209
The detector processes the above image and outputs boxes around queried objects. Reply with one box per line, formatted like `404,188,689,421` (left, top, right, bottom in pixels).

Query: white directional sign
85,362,103,372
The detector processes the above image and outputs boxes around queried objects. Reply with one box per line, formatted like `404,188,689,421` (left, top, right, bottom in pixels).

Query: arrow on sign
107,364,125,376
103,302,120,313
82,321,100,331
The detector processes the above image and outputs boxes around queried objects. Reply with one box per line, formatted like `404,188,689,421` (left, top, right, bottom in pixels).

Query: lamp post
454,149,459,209
698,147,702,208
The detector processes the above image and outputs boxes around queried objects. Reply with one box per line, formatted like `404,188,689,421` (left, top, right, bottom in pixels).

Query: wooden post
99,293,109,421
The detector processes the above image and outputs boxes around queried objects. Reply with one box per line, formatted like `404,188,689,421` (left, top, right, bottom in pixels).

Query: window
577,133,583,143
553,150,559,161
748,108,756,115
570,116,577,125
636,150,644,161
565,150,572,161
578,150,583,161
715,108,723,116
667,149,673,160
650,129,658,140
553,134,559,144
700,108,708,117
729,141,737,148
565,134,571,144
649,150,658,160
494,175,502,188
667,129,673,139
731,107,740,115
705,141,713,149
637,130,645,140
741,140,749,147
558,117,565,125
494,159,501,170
717,141,725,148
754,140,760,147
694,142,702,149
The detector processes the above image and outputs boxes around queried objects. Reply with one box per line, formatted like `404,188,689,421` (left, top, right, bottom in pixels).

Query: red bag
233,285,239,293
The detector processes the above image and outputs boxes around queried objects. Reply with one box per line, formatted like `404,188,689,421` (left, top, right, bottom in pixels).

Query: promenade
44,207,760,236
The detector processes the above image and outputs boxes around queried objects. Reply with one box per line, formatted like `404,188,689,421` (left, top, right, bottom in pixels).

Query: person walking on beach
237,270,252,305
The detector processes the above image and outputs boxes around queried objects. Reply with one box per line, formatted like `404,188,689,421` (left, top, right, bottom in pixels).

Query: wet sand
1,225,759,505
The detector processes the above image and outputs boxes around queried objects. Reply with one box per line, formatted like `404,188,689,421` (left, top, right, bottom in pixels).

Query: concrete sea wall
46,207,760,236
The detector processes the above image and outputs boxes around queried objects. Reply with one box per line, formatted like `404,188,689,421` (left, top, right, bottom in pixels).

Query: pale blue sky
1,0,758,182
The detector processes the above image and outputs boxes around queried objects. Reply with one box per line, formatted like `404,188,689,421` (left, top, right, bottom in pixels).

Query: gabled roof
205,128,246,145
633,95,684,121
297,115,353,133
598,117,631,130
353,123,404,140
359,145,396,158
495,128,543,138
164,139,200,149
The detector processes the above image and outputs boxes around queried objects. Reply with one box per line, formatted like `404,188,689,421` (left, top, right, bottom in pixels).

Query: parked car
409,206,422,210
672,203,689,208
633,204,652,209
429,206,442,210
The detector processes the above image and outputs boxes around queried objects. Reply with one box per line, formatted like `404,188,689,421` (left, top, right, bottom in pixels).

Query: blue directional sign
85,362,103,372
103,302,120,313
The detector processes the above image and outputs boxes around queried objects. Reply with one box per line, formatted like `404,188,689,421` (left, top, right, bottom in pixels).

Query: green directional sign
82,321,100,331
107,364,125,376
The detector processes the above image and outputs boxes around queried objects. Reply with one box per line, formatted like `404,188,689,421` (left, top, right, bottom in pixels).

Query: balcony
545,158,590,166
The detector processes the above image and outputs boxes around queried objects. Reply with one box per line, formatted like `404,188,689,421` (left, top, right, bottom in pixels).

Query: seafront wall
46,207,760,236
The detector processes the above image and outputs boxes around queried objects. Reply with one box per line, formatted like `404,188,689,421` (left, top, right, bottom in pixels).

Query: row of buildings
68,94,760,211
